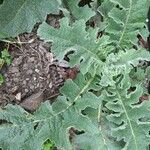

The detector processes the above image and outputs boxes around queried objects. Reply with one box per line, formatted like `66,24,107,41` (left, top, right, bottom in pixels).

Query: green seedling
1,48,12,65
0,73,4,85
43,139,55,150
0,48,12,85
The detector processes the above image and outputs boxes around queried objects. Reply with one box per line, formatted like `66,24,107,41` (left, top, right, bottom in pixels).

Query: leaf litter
0,14,79,111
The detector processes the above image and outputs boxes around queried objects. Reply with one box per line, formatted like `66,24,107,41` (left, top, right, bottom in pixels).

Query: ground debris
0,14,79,111
0,32,64,109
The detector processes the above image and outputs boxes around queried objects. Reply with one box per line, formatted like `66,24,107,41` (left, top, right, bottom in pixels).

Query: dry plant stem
1,36,35,55
1,39,26,55
17,36,27,55
46,93,60,100
1,39,34,44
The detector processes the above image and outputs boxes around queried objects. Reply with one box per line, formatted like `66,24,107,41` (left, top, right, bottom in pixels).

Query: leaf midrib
118,0,132,45
3,73,96,130
45,24,103,65
117,90,138,150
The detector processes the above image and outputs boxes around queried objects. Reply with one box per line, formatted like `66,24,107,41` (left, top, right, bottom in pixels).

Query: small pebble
15,73,21,77
30,85,34,90
10,67,19,73
25,89,29,93
49,82,52,88
26,69,33,74
15,92,21,101
13,78,19,82
28,57,35,62
23,80,26,85
23,64,28,70
46,53,53,63
35,69,40,73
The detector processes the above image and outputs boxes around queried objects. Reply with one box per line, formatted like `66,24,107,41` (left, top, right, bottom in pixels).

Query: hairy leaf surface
0,0,150,149
102,72,150,149
38,18,111,74
61,0,95,22
0,0,60,38
99,0,150,48
0,74,103,150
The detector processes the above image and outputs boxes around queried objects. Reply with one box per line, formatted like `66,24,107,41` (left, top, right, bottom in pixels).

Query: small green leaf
0,73,4,85
43,139,54,150
1,49,12,65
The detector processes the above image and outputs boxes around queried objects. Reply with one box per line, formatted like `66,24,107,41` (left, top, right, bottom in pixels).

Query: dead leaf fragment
20,91,44,112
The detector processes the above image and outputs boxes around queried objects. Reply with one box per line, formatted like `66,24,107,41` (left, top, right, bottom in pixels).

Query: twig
1,39,34,44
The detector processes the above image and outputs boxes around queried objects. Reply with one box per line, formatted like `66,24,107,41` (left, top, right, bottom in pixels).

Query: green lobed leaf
61,0,95,22
101,71,150,149
0,0,150,149
74,105,123,150
37,18,112,74
0,73,104,150
0,0,60,38
99,0,150,48
75,132,123,150
100,48,150,87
